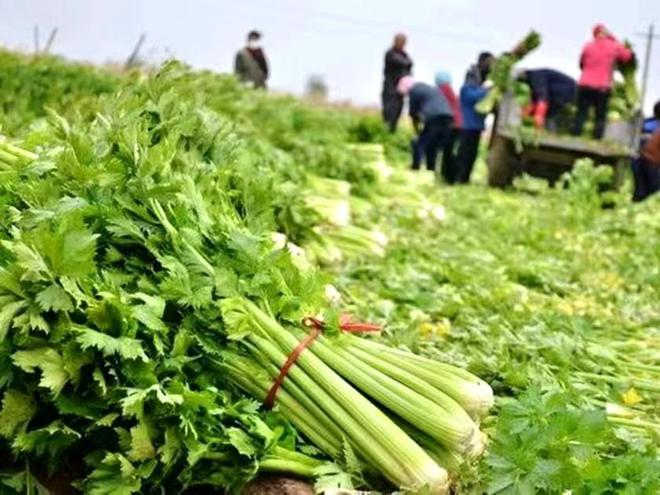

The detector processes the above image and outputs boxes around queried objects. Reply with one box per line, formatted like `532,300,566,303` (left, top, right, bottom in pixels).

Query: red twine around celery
263,314,381,409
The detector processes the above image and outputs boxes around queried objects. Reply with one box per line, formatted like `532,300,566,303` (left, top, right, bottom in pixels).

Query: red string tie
263,314,381,408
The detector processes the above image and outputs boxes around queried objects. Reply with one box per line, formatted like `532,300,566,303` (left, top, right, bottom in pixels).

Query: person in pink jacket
571,24,634,139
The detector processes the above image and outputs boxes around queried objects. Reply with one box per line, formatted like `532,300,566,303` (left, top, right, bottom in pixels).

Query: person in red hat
571,24,634,139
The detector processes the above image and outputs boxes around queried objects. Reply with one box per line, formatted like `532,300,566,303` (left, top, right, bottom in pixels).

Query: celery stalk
238,300,449,493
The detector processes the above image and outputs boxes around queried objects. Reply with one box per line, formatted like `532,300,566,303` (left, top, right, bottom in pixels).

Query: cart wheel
487,135,519,188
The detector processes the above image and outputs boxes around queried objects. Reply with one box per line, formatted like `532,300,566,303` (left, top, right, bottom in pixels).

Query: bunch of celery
220,298,494,494
299,172,390,264
476,30,542,114
313,225,388,259
617,40,640,113
0,137,38,169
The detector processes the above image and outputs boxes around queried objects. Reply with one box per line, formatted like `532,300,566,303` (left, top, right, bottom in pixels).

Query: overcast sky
1,0,659,113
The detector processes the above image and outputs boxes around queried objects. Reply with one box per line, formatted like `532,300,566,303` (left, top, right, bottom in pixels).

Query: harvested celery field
0,52,658,495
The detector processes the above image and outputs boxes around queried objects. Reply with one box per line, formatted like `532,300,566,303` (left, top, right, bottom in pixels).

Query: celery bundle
220,298,494,493
0,137,38,169
617,40,640,113
313,225,388,259
299,172,391,263
476,30,542,114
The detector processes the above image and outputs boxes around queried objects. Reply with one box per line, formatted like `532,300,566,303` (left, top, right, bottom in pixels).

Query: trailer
487,91,640,188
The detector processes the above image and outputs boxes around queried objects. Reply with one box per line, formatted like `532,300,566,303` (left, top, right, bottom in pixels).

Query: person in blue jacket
453,68,489,183
397,75,454,171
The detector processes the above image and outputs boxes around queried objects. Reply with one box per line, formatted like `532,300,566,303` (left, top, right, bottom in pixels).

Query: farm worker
438,52,493,184
571,24,634,139
465,52,496,86
450,66,490,183
397,75,454,171
234,30,269,89
435,71,463,184
632,101,660,201
382,33,413,132
518,69,577,131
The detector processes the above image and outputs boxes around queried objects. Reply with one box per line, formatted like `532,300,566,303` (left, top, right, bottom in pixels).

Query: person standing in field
382,33,413,132
571,24,633,139
466,51,495,87
397,76,454,171
234,30,269,89
441,53,492,184
452,66,490,183
434,71,463,184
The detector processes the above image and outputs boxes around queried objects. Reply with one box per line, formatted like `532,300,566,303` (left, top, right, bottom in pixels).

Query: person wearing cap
571,24,633,139
518,69,577,132
435,71,463,183
234,30,269,89
382,33,413,132
397,75,454,171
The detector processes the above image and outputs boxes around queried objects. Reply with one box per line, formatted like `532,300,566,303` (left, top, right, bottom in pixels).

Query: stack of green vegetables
0,50,121,135
0,61,492,494
221,298,493,493
476,30,542,114
299,174,390,264
1,50,657,495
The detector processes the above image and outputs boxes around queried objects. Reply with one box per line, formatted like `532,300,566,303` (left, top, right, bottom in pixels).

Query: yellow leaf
418,319,451,338
621,387,642,406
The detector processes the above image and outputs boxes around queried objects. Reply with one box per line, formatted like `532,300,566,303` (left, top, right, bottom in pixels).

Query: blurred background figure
234,30,269,89
452,62,491,184
382,33,413,132
434,71,463,184
466,51,495,86
571,24,633,139
518,68,577,131
632,100,660,201
397,75,454,172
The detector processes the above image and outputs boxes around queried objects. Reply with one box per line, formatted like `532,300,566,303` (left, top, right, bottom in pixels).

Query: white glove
483,79,495,89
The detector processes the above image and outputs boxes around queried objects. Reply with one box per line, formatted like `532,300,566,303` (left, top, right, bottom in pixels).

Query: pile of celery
220,298,493,494
301,173,390,264
476,30,542,114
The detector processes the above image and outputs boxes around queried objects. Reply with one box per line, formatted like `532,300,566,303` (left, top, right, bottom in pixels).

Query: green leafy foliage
487,390,659,494
0,50,657,495
0,50,120,135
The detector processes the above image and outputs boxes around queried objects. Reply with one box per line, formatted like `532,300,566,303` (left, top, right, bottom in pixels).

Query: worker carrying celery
571,24,634,139
517,68,577,132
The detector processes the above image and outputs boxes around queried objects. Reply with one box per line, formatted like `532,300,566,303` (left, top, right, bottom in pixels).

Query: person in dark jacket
632,101,660,201
397,76,454,171
519,69,577,132
382,33,413,132
234,30,269,89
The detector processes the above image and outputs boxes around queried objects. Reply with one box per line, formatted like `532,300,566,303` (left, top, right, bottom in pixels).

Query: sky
1,0,659,114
